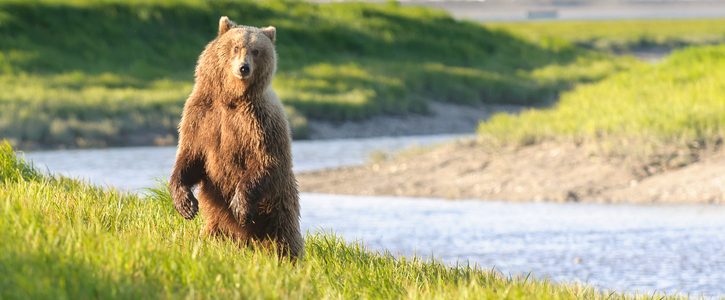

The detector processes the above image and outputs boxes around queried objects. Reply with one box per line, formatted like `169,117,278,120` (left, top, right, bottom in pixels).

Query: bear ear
261,26,276,43
218,16,236,37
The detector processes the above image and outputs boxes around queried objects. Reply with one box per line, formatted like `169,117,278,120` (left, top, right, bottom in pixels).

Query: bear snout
240,63,251,77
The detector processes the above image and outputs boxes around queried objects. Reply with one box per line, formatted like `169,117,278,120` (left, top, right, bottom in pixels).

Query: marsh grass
478,45,725,171
0,141,688,299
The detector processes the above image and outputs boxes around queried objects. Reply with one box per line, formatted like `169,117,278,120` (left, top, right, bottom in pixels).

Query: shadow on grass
0,1,578,92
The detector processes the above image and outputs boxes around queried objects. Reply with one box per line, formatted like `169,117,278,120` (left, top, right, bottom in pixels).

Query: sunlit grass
0,141,688,299
490,19,725,51
2,1,724,148
478,45,725,162
0,0,631,148
0,73,188,147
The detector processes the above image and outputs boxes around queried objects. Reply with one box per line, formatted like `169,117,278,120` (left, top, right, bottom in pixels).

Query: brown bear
169,16,303,258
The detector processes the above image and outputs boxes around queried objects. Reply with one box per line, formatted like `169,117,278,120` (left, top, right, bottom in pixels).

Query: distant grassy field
0,0,628,148
478,45,725,166
0,142,680,299
490,19,725,51
1,0,723,148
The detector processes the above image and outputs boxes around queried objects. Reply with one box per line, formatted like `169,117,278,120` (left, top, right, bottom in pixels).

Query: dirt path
298,139,724,204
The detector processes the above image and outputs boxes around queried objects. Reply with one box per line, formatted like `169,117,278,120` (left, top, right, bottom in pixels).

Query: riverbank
11,102,517,151
299,45,725,204
4,142,680,299
298,139,724,204
307,102,523,139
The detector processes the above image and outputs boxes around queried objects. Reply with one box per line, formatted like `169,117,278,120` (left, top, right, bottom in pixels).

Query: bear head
196,16,277,97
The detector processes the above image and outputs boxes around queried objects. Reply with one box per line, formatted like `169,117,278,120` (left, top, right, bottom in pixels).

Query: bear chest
204,109,272,177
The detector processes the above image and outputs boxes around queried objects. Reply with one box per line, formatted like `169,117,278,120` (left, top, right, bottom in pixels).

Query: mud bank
299,140,724,204
306,102,523,140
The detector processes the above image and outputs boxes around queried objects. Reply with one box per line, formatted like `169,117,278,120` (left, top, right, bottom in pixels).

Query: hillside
0,0,628,148
2,1,724,149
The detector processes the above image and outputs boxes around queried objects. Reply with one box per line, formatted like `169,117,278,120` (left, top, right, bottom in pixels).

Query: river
22,134,725,297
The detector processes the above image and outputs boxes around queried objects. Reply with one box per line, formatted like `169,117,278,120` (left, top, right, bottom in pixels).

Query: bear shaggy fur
170,16,303,258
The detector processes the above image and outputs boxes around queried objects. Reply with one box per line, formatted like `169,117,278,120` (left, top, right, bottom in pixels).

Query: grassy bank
478,45,725,170
0,142,675,299
3,1,724,148
0,0,638,148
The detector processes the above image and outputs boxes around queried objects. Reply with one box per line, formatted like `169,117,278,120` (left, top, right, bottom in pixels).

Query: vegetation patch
1,141,686,299
2,1,724,148
490,19,725,51
478,45,725,169
0,0,632,148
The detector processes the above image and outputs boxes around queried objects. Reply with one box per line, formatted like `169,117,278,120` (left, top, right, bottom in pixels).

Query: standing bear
170,16,304,258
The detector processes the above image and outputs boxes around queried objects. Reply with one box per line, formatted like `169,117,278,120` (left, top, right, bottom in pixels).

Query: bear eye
252,49,260,56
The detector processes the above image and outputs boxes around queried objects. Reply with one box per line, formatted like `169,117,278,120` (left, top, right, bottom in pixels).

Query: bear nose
240,64,251,77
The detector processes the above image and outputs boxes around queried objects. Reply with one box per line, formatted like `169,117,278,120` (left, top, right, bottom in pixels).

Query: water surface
303,193,725,297
24,134,461,191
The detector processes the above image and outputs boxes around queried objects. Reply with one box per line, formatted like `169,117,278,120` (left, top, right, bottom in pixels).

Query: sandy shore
298,139,725,204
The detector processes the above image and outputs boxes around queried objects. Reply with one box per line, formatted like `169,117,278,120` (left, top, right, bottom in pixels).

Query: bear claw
172,187,199,219
175,198,198,220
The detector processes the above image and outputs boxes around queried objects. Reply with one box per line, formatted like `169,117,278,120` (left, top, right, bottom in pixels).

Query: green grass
0,0,634,148
478,45,725,165
0,141,686,299
2,1,724,149
490,19,725,51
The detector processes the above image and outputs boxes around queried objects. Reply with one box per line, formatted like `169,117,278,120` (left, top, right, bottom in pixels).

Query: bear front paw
172,187,199,220
230,191,257,226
